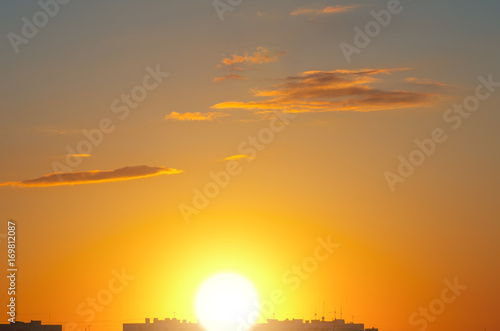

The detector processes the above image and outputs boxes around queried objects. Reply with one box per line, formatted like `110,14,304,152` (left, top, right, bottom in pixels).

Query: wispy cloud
165,111,229,121
211,68,441,114
219,47,284,67
405,77,447,87
213,74,248,82
0,166,182,188
216,46,285,76
224,154,255,161
214,47,285,84
290,5,360,16
68,154,91,158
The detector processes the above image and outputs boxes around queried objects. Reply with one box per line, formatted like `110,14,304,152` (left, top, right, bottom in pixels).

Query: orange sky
1,1,499,331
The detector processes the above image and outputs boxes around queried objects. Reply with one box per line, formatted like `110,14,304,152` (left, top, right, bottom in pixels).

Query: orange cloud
68,154,91,158
224,154,255,161
213,74,248,82
165,111,229,121
405,77,447,87
211,69,441,114
0,166,182,188
290,5,359,16
218,47,284,69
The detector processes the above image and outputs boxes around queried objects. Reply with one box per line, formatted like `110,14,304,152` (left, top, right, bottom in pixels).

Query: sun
195,273,260,331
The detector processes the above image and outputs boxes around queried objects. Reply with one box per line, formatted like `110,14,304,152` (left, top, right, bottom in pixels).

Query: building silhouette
124,318,203,331
254,319,377,331
0,321,61,331
123,318,378,331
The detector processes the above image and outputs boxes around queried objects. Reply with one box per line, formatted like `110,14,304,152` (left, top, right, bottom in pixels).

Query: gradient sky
1,1,499,331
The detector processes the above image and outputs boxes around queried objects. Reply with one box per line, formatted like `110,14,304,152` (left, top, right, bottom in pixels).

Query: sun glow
195,273,260,331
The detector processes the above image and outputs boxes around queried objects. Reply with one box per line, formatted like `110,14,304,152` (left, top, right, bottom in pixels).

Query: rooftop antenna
322,302,325,321
314,306,317,320
334,309,336,320
352,316,354,324
340,307,342,320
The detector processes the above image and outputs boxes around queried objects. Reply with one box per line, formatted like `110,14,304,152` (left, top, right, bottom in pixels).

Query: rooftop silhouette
123,317,378,331
0,321,61,331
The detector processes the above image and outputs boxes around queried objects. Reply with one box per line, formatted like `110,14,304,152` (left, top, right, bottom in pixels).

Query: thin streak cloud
290,5,360,16
224,154,255,161
165,111,229,121
0,166,182,188
213,74,248,82
405,77,447,87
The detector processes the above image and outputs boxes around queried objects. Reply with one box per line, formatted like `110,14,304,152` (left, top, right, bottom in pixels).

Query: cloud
68,154,91,158
217,47,284,72
213,74,248,82
405,77,447,87
221,47,283,66
211,68,441,114
224,154,255,161
165,111,229,121
214,47,284,82
0,166,182,188
290,5,359,16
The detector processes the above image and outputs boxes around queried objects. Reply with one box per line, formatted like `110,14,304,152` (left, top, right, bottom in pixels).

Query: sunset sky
1,1,499,331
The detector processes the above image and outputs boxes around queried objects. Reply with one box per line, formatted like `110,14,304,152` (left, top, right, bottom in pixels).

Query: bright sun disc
195,273,259,331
